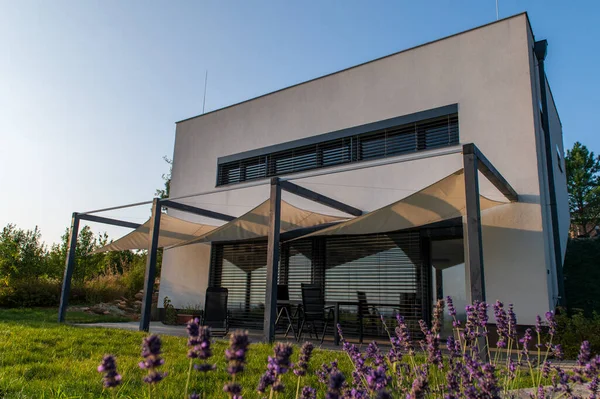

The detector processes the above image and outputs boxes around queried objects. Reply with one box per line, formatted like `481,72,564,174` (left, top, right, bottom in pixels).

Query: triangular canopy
92,214,218,253
294,169,508,239
172,200,348,248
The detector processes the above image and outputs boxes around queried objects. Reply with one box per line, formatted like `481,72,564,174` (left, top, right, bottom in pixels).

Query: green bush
0,278,62,307
564,238,600,315
554,308,600,359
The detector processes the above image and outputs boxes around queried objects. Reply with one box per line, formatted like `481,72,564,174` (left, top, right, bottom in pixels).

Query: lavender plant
294,342,314,398
139,334,166,398
224,330,250,399
257,342,294,398
327,297,600,399
97,354,121,397
185,318,214,399
95,298,600,399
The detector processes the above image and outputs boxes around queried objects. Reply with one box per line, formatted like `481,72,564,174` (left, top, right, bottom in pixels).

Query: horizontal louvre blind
323,232,427,339
210,241,268,330
217,113,458,186
210,231,429,339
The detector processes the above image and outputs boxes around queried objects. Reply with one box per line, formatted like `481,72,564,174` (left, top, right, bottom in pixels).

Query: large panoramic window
208,231,430,338
216,108,459,186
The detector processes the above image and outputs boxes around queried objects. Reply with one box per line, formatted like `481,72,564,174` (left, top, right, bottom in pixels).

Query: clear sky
1,0,598,245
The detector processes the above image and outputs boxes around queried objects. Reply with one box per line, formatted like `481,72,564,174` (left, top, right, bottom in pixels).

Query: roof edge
176,11,530,125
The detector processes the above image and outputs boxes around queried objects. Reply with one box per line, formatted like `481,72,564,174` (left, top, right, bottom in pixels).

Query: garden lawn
0,308,352,399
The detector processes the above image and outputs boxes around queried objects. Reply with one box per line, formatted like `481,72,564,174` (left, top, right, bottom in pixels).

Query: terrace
58,143,518,345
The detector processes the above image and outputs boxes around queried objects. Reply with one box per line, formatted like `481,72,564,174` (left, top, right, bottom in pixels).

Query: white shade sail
172,199,348,248
294,169,508,239
92,214,218,253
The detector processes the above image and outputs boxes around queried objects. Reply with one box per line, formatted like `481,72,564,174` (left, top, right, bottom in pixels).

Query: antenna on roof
202,70,208,114
495,0,499,20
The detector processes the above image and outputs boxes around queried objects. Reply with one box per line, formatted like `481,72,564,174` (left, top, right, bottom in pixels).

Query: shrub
0,278,61,307
555,308,600,359
564,238,600,315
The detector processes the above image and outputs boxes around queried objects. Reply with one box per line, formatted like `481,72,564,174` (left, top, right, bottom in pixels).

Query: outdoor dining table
277,299,401,345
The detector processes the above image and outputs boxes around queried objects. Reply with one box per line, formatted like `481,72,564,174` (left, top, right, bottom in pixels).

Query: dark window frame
216,105,459,186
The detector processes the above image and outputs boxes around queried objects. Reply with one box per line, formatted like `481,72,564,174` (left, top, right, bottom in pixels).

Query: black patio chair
274,284,296,339
200,287,229,336
298,283,334,344
357,291,380,344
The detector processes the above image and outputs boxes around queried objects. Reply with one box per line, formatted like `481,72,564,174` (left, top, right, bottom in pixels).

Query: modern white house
59,12,569,342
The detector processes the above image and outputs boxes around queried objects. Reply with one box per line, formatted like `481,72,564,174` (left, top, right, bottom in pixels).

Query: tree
565,142,600,237
47,225,108,282
0,224,48,281
155,156,172,199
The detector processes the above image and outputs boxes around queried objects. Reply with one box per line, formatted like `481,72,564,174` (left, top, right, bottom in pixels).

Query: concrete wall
161,13,558,324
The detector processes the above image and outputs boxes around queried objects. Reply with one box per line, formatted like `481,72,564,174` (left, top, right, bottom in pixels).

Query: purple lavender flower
578,341,592,367
326,371,345,399
188,324,212,360
519,328,532,357
317,361,339,384
189,393,200,399
257,370,276,393
187,321,214,374
537,384,546,399
300,386,316,399
493,301,508,348
394,314,413,353
269,342,293,376
507,304,518,340
97,354,121,388
139,335,166,384
432,299,445,334
407,373,428,399
477,301,489,327
294,342,314,377
545,311,557,336
479,363,500,399
365,366,390,392
257,342,293,394
535,315,543,334
552,344,563,360
589,376,599,399
447,296,457,318
225,330,250,376
223,382,242,399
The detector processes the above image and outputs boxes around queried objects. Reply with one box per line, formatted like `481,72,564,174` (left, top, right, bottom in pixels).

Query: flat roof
176,12,532,125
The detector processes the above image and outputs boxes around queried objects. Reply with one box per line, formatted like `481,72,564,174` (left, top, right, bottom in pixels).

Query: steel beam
78,214,141,229
263,177,282,342
279,180,363,216
160,200,235,222
463,151,486,303
463,143,518,202
139,198,162,331
58,213,80,323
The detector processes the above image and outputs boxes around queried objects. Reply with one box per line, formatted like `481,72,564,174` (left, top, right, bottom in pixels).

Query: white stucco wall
160,13,561,324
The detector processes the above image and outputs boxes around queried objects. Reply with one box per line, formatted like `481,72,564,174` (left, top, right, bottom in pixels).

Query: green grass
0,308,351,398
0,308,546,398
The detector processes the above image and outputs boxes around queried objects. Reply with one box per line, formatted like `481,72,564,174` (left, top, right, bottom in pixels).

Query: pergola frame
58,143,517,340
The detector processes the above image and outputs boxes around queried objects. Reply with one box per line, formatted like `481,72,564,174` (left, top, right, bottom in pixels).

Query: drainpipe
534,40,565,307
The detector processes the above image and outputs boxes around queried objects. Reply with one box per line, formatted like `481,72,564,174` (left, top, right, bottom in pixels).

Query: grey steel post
463,148,486,303
139,198,162,332
58,213,80,323
263,177,282,342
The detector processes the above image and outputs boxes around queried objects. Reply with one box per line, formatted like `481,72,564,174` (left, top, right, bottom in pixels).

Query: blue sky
1,0,598,245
